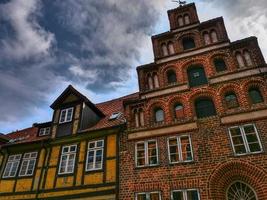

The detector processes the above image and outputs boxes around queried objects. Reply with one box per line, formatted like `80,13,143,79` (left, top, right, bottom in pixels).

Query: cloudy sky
0,0,266,133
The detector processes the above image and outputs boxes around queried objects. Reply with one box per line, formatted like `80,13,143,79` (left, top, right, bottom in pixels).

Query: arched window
161,43,168,56
236,52,245,68
167,42,175,55
167,70,177,84
203,32,211,45
182,37,196,50
225,92,239,109
174,103,184,119
154,108,164,123
227,181,257,200
211,30,218,43
249,87,264,104
153,73,159,88
184,14,190,25
148,75,153,90
244,50,253,66
187,65,208,87
195,98,217,118
178,16,184,27
214,58,227,72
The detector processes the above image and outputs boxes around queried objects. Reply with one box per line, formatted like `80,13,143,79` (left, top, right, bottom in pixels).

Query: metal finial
172,0,187,7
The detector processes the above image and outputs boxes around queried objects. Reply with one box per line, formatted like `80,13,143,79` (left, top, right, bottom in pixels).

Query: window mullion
145,142,148,166
241,126,250,153
178,137,183,161
184,190,187,200
66,154,70,173
93,149,97,169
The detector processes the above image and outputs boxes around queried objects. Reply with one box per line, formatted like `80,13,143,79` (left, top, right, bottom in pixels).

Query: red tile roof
80,92,139,132
1,92,139,146
2,127,50,147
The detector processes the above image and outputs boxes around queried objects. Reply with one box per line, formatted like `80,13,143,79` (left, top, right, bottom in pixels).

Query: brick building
0,2,267,200
120,3,267,200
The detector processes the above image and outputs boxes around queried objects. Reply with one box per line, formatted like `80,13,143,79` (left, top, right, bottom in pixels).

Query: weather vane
172,0,187,7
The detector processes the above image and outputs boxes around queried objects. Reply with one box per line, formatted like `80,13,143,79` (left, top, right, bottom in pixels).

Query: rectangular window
229,124,262,155
86,140,104,171
172,189,200,200
136,191,161,200
39,127,50,136
136,140,158,167
19,152,38,177
59,107,74,124
2,154,21,178
168,135,193,163
59,145,77,174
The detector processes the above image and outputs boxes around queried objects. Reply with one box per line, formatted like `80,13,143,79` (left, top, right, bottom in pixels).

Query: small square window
59,108,74,124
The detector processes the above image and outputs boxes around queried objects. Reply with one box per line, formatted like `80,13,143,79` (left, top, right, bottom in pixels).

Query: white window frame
135,191,162,200
59,107,74,124
85,140,104,171
58,144,77,175
171,189,200,200
228,124,263,156
167,135,194,164
135,140,159,167
39,127,50,136
2,154,21,178
19,152,38,177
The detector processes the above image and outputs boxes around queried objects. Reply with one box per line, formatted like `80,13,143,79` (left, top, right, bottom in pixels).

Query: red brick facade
120,3,267,200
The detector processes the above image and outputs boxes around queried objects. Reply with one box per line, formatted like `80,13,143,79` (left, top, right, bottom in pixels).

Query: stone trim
156,42,230,64
221,109,267,124
128,122,198,140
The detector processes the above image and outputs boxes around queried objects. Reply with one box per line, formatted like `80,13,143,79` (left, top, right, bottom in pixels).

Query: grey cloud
0,0,166,130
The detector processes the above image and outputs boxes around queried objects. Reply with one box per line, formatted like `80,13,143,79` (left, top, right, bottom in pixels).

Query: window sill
135,164,160,170
233,150,264,157
57,172,74,177
169,160,194,166
85,168,104,174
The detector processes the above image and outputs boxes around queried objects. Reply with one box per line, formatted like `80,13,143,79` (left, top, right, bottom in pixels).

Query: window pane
66,108,73,121
148,141,157,165
195,98,216,118
183,38,196,50
188,66,208,88
155,109,164,122
150,193,160,200
230,127,246,154
169,138,179,162
214,59,227,72
225,93,239,108
180,136,193,161
167,70,177,84
60,110,66,122
249,88,264,104
137,194,147,200
10,162,19,176
173,191,183,200
187,190,199,200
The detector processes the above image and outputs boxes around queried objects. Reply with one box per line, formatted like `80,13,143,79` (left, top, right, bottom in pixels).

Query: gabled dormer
168,3,199,31
50,85,105,138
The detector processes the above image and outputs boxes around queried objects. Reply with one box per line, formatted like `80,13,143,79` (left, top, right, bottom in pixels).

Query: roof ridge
96,92,139,106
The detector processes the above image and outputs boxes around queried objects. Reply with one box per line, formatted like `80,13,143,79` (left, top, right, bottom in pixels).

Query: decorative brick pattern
120,3,267,200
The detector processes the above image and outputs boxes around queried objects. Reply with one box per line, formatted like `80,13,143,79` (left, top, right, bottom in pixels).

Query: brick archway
208,160,267,200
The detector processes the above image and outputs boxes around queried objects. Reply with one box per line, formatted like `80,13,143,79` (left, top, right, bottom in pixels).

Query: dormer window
59,107,74,124
39,127,50,136
109,112,122,120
